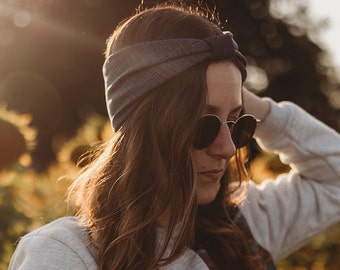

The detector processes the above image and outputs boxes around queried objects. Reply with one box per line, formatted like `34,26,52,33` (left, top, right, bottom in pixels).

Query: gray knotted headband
103,31,247,131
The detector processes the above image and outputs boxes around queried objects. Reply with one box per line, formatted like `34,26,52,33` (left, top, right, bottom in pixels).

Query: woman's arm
241,89,340,261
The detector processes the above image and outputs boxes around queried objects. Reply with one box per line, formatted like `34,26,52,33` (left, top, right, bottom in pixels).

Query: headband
103,31,247,131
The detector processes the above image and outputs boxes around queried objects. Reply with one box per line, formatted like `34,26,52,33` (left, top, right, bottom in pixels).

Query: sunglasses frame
193,113,260,149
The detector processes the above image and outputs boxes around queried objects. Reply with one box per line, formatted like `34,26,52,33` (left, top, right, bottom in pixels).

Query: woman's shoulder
9,216,98,270
25,216,86,240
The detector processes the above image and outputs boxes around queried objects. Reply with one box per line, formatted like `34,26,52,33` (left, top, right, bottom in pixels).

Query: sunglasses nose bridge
220,120,235,131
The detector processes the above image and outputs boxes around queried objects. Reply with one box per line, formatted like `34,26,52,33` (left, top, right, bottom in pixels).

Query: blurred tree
201,0,340,128
0,106,36,171
0,0,339,170
0,185,30,269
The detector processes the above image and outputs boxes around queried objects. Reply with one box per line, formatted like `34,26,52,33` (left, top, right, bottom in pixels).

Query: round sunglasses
193,114,260,149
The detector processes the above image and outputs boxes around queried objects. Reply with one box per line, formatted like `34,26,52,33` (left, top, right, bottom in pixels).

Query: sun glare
0,0,103,49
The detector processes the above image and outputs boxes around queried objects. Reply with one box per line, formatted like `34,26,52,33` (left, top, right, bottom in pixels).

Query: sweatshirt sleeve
240,98,340,261
9,235,88,270
8,217,98,270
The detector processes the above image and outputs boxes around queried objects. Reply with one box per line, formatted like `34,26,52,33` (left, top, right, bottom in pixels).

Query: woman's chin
196,178,221,205
197,189,220,205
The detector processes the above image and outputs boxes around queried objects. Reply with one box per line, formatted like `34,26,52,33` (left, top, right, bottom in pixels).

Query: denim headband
103,31,247,131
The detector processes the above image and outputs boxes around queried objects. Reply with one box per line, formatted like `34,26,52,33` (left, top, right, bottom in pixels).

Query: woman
9,4,340,270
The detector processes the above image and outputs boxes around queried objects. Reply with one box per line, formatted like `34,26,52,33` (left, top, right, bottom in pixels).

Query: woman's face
193,60,243,205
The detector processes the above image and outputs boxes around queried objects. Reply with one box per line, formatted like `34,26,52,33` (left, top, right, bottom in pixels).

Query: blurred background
0,0,339,269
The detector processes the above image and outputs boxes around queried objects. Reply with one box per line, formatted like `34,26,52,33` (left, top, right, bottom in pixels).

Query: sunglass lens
231,115,257,148
193,115,220,149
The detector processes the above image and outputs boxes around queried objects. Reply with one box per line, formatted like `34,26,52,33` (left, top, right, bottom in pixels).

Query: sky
307,0,340,67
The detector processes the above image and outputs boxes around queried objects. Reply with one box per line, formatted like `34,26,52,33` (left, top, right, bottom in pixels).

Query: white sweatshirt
9,99,340,269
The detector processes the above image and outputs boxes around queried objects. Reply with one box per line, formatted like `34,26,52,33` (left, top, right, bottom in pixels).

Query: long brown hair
69,4,257,270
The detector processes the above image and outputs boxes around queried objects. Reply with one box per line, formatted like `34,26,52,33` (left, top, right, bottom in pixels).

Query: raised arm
241,88,340,260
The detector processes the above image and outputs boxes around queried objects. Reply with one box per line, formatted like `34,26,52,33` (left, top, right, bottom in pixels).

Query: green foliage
0,111,111,267
0,167,75,268
0,106,36,171
0,184,30,269
277,223,340,270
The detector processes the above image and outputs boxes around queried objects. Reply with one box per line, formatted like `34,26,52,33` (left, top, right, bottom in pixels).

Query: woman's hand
242,87,270,121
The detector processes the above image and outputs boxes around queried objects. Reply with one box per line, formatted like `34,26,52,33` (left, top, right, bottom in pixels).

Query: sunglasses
193,114,260,149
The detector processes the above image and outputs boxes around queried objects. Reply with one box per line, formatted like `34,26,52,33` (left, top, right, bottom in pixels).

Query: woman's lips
198,169,224,180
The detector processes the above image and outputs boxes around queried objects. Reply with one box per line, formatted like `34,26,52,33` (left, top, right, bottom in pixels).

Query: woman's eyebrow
203,104,219,114
203,104,244,114
230,104,244,115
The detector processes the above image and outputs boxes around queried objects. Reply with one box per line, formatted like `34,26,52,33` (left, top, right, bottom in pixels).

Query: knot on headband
204,33,236,60
103,31,247,131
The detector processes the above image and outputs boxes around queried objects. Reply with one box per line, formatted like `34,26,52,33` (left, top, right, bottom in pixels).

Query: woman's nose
207,124,236,159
